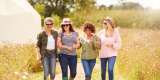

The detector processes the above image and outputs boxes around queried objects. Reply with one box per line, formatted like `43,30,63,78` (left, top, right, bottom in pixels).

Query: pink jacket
98,28,121,58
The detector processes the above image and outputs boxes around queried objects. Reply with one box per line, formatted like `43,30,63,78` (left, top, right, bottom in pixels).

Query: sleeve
93,35,101,49
75,32,79,37
55,31,58,38
113,29,121,50
54,31,58,54
74,32,79,42
36,33,42,49
58,32,62,38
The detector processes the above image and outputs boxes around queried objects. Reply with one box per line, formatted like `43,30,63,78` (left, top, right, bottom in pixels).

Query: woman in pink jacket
98,17,121,80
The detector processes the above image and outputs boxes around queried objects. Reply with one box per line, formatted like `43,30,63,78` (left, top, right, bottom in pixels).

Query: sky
96,0,160,9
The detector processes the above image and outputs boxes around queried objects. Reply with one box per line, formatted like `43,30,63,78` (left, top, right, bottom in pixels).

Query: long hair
61,24,75,32
103,17,117,29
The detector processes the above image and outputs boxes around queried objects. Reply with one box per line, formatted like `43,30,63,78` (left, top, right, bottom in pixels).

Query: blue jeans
81,59,96,79
42,50,56,80
100,56,116,80
59,54,77,80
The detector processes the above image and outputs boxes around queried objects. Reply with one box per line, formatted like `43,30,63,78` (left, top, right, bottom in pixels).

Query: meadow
0,10,160,80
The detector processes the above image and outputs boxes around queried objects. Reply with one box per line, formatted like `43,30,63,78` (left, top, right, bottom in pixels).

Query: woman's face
45,21,53,29
84,29,92,36
103,20,113,30
62,24,70,32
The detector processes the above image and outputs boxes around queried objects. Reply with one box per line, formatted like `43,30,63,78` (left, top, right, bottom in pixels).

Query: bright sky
96,0,160,9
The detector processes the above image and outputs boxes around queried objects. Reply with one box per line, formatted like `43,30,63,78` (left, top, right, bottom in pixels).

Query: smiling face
45,21,53,29
84,28,92,36
103,20,108,29
62,24,70,32
103,19,114,31
83,23,95,36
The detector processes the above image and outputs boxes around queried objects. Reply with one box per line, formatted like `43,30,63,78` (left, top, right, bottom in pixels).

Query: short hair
44,17,53,25
83,23,95,33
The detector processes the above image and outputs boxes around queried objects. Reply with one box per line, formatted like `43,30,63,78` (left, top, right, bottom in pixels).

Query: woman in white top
37,17,58,80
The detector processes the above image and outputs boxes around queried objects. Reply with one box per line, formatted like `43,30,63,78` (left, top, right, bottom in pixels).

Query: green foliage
0,44,38,80
52,15,61,28
69,9,160,29
34,3,45,19
1,28,160,80
29,0,77,18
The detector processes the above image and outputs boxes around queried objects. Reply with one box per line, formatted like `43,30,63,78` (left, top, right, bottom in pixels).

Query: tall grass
0,28,160,80
69,10,160,29
1,9,160,80
116,28,160,80
0,43,38,80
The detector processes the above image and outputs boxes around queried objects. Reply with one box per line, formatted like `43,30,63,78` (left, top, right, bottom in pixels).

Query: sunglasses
46,23,53,25
62,24,70,27
103,22,107,25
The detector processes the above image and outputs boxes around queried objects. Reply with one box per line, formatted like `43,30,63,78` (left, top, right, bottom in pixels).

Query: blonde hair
103,16,117,29
44,17,53,26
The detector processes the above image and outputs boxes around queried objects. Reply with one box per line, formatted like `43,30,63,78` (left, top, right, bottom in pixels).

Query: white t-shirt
46,35,55,50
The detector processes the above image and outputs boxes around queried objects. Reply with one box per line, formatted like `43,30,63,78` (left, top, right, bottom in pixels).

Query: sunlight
138,0,160,9
96,0,160,9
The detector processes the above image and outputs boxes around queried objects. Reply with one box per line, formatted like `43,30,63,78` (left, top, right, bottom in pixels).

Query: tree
121,2,144,9
28,0,75,18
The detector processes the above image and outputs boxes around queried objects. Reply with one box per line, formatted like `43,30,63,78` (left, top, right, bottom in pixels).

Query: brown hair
83,23,95,33
61,24,75,32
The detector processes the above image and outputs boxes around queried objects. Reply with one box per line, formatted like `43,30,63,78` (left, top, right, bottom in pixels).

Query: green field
0,28,160,80
1,9,160,80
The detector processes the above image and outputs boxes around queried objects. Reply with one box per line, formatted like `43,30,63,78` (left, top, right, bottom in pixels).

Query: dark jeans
100,56,116,80
81,59,96,79
59,54,77,80
42,50,56,80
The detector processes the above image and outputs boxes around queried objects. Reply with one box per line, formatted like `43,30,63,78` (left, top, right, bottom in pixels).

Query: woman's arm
93,35,101,49
57,36,68,49
57,35,73,52
73,37,81,49
113,29,121,50
36,33,42,60
73,32,81,49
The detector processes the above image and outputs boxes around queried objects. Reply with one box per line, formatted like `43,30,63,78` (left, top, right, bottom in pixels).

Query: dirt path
27,62,124,80
55,62,124,80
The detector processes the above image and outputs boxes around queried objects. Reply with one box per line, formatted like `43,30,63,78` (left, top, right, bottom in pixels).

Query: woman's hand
106,44,113,48
36,48,40,59
72,44,77,49
66,46,73,51
62,45,73,52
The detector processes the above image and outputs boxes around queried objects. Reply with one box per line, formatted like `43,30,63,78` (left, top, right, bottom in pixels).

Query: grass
68,9,160,29
1,8,160,80
0,43,37,80
116,28,160,80
0,28,160,80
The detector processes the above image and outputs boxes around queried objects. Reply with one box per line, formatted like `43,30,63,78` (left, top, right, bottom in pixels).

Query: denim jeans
81,59,96,79
42,50,56,80
100,56,116,80
59,54,77,80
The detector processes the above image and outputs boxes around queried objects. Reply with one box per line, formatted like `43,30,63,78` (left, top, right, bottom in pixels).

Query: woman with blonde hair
98,17,121,80
37,17,58,80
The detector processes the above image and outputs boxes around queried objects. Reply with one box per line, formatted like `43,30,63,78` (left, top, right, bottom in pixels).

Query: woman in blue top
57,18,80,80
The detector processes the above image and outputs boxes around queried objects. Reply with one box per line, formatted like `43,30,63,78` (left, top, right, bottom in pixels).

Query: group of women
36,16,121,80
